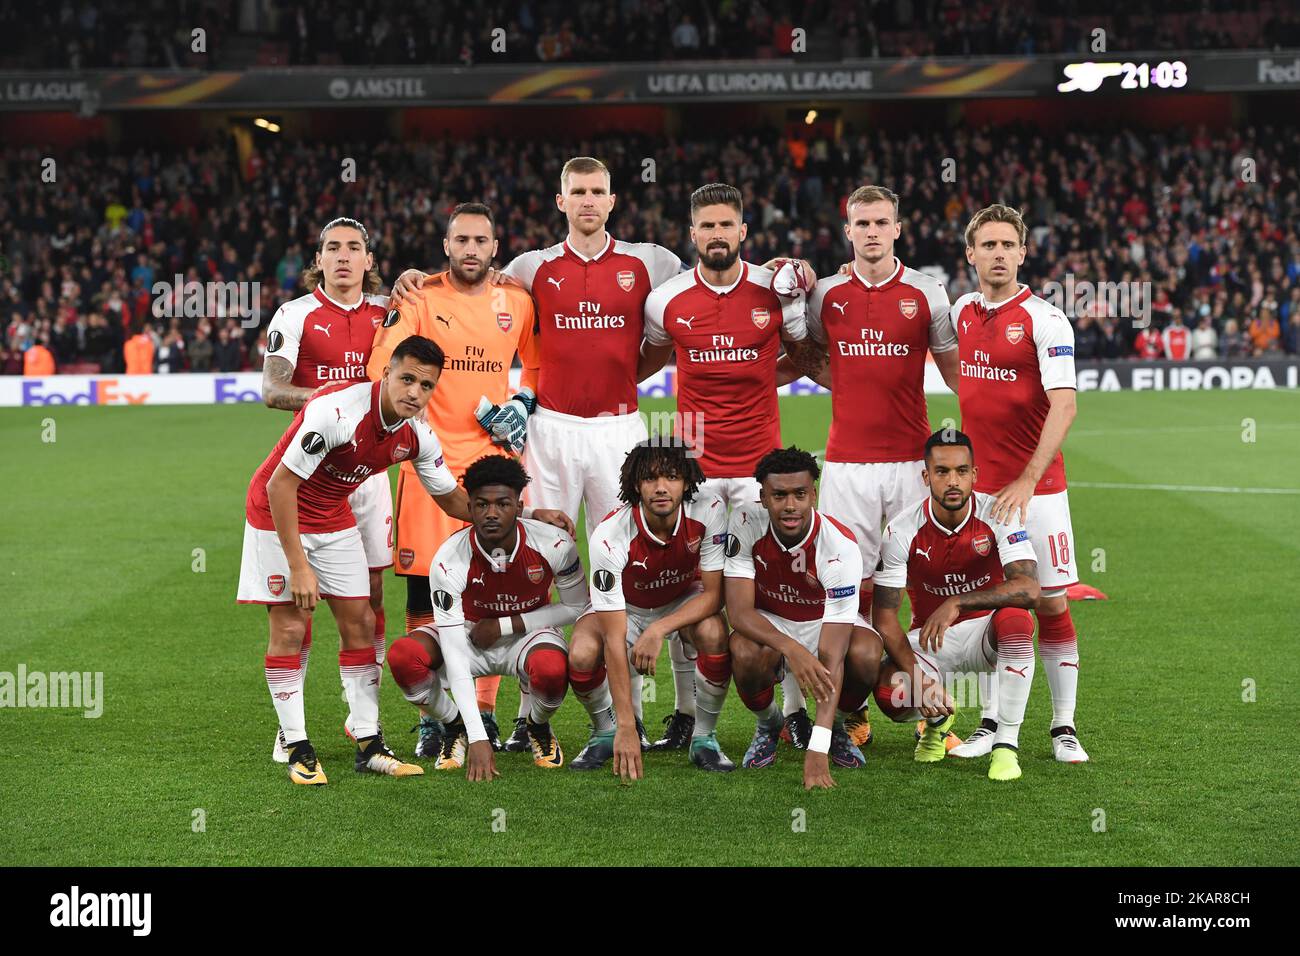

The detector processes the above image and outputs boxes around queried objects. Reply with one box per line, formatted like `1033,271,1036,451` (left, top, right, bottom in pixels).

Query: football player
566,439,732,777
870,430,1041,780
725,447,872,790
240,336,463,784
385,456,588,780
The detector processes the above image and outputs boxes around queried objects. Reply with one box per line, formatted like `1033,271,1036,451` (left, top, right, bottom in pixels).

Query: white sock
669,636,697,717
752,694,782,730
516,689,531,721
372,633,386,690
692,662,728,738
1040,642,1079,729
625,646,645,725
572,674,616,734
993,640,1035,750
780,670,805,716
339,649,381,740
266,655,306,744
979,672,999,723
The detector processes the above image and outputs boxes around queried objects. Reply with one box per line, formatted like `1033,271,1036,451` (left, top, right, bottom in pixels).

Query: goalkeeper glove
473,387,536,455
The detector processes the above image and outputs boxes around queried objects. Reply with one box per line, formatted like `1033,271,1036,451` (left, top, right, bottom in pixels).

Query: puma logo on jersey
915,546,932,560
826,556,842,564
631,558,649,570
435,314,450,327
831,301,847,315
313,323,332,338
546,276,565,290
754,554,768,570
676,316,696,330
470,574,485,586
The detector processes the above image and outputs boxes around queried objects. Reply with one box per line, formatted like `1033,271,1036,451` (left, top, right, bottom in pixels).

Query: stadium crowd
3,122,1298,374
3,0,1298,69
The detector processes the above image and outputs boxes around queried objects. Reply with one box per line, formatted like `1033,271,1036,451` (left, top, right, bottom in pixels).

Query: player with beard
366,202,573,760
640,183,823,750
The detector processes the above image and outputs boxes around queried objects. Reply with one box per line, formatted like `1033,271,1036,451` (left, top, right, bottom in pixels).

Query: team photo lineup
243,166,1088,791
4,2,1298,907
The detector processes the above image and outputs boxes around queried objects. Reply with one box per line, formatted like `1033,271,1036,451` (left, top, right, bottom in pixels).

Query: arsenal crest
392,443,410,463
1005,323,1025,344
526,563,545,584
399,548,415,570
617,270,635,292
899,298,918,319
267,574,286,597
751,308,770,329
972,533,992,557
497,313,513,333
686,536,701,554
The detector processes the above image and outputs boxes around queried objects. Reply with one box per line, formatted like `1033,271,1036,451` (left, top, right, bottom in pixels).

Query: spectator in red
1134,325,1163,359
1162,315,1191,360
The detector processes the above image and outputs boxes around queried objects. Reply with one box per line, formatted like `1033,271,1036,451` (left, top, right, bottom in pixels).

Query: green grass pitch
2,389,1297,866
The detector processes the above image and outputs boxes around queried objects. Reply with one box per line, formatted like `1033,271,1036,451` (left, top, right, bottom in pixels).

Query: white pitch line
1072,481,1300,495
1069,423,1300,438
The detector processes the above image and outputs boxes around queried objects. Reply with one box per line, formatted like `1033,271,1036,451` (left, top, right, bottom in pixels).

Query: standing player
725,447,869,790
639,182,818,748
564,440,732,777
870,430,1041,781
239,336,465,784
386,456,588,780
390,158,689,752
261,216,391,764
778,185,963,750
950,204,1089,762
367,202,559,758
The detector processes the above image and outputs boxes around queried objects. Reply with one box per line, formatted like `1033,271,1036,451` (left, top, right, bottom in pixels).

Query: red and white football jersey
874,492,1036,626
951,285,1076,494
429,518,584,625
644,263,808,479
245,380,456,534
429,518,587,744
724,505,862,624
265,287,389,387
808,259,954,463
1162,324,1190,360
504,236,681,418
588,494,728,611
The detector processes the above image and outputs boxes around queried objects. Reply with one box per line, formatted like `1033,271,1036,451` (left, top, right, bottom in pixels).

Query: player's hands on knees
917,670,954,719
533,508,576,537
631,626,666,675
803,751,835,790
789,646,835,704
388,269,428,305
919,598,960,651
991,476,1035,526
465,740,500,782
613,725,643,782
290,566,319,611
469,617,502,650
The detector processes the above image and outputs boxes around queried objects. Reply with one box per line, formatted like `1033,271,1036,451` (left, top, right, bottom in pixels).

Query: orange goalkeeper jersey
367,272,540,574
367,272,539,468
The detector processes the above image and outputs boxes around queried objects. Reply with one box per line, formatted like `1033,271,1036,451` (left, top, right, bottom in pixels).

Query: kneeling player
566,439,732,777
725,447,869,790
870,430,1041,781
386,456,587,781
239,336,465,785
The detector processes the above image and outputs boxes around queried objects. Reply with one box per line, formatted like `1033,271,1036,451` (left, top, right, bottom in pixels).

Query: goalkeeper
367,202,562,753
